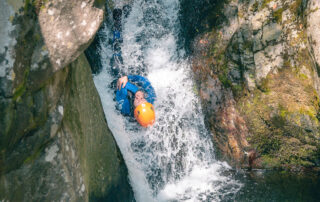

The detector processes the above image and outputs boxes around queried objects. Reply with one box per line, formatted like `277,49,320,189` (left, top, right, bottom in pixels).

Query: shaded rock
195,71,250,167
253,30,263,52
0,1,134,201
62,53,134,201
0,141,74,202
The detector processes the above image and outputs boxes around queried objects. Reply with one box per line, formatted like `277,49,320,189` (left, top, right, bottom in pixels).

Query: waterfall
93,0,242,201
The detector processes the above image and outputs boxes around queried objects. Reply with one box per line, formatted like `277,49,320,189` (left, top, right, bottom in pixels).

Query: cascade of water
94,0,242,201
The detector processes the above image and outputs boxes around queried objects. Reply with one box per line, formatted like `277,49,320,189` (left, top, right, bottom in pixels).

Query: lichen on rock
38,0,104,71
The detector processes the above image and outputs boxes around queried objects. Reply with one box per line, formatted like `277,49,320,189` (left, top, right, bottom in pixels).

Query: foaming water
94,0,241,201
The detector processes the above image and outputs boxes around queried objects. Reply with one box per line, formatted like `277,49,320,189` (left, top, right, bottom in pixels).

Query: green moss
94,0,105,8
24,0,31,13
13,68,30,101
299,108,318,123
261,155,282,168
236,61,320,170
258,78,270,93
290,0,303,16
254,133,282,155
34,33,41,42
261,0,273,9
231,84,243,97
273,8,284,24
251,1,259,12
218,73,232,88
24,148,42,164
13,84,26,102
192,84,199,96
308,7,319,14
278,105,288,118
298,73,308,80
281,143,317,167
260,140,316,169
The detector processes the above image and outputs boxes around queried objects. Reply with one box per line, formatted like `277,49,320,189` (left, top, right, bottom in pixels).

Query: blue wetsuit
116,75,156,116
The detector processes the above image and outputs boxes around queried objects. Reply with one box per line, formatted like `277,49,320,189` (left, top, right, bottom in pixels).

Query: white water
94,0,242,201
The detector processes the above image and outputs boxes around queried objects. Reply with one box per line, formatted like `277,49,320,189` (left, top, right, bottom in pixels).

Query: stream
94,0,241,201
92,0,320,201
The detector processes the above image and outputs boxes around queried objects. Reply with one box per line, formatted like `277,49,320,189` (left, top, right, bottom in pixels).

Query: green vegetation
218,73,232,88
94,0,105,8
261,155,281,168
13,68,29,102
290,0,303,16
261,0,273,9
251,1,259,12
273,8,284,24
13,83,27,102
192,0,320,171
253,132,281,155
24,0,31,13
258,77,270,93
231,84,243,97
24,146,43,164
236,63,320,170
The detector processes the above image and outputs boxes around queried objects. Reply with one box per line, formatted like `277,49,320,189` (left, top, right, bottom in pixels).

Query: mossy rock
237,67,320,170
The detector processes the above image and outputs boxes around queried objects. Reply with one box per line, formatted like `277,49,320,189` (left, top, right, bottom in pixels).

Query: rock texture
191,0,320,171
0,0,133,201
62,54,134,201
39,0,104,71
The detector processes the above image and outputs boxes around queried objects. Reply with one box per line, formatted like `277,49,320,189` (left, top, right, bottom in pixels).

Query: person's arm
115,87,131,116
115,76,140,115
125,82,139,94
117,76,139,93
128,75,156,104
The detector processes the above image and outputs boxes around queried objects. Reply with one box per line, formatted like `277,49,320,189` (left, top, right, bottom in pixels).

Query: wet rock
0,0,16,98
0,0,134,201
62,54,134,201
191,0,320,171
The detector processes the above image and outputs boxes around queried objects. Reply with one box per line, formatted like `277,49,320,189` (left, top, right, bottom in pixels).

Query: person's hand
117,76,128,90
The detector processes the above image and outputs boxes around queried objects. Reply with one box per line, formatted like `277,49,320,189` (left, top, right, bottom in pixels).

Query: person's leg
113,8,122,32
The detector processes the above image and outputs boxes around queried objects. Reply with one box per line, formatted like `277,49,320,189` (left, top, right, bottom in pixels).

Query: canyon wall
190,0,320,171
0,0,134,201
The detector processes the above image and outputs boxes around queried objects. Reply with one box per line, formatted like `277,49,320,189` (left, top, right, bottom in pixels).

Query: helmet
134,102,155,127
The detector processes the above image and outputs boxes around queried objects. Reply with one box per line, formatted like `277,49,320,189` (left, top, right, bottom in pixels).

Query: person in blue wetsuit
116,75,156,127
110,8,155,127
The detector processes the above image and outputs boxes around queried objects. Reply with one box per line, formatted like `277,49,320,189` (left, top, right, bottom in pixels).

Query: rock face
0,0,133,201
191,0,320,171
38,0,104,71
